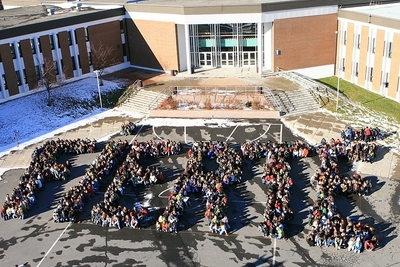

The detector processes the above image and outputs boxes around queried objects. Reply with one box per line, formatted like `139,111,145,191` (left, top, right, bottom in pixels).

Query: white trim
338,17,400,35
0,16,125,46
127,5,337,25
292,64,335,79
130,64,165,73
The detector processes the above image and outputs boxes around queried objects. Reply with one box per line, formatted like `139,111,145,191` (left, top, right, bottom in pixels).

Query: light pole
94,70,103,108
336,67,342,112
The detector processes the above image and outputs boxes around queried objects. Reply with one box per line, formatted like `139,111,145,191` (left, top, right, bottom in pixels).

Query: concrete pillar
185,24,192,74
257,22,263,76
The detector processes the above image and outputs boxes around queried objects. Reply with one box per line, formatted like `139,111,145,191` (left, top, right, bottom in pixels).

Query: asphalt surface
0,119,399,267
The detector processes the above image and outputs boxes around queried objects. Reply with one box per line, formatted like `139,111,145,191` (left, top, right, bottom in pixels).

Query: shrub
252,98,261,110
245,101,252,108
204,97,212,110
158,97,178,110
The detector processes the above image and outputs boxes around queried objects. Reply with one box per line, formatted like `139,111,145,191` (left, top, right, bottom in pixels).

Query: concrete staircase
118,89,168,116
265,88,321,116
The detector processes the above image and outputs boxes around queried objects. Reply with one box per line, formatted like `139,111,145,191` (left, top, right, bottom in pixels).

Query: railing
167,85,265,95
263,87,286,114
147,86,173,111
117,79,142,106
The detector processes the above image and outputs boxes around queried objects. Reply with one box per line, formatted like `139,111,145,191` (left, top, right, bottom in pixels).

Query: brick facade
127,19,179,71
88,21,124,70
75,28,91,75
19,39,37,90
58,31,73,79
0,44,18,96
273,14,337,71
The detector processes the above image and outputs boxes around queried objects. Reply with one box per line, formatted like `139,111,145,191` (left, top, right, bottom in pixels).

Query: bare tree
36,57,66,106
90,41,117,86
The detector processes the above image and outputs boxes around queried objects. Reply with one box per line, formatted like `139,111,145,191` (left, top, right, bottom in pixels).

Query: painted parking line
36,222,72,267
184,125,187,144
225,124,239,142
272,237,277,267
152,125,162,141
250,124,271,143
129,123,145,144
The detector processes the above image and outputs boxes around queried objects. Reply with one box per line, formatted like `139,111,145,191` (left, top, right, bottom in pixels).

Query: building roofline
0,7,125,41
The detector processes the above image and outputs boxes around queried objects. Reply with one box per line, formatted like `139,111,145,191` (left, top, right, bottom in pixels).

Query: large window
190,23,258,67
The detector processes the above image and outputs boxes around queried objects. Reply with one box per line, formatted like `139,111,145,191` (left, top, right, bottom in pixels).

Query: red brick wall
0,44,18,96
58,31,73,79
39,35,56,83
20,39,38,90
88,21,124,69
273,14,337,71
127,19,179,71
75,28,90,74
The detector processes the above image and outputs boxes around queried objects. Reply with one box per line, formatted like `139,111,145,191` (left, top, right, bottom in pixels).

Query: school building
0,0,399,102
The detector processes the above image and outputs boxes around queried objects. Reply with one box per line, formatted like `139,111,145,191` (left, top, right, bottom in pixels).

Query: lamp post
336,67,341,112
94,70,103,108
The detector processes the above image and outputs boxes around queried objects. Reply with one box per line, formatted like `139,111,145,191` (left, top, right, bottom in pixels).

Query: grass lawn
318,76,400,123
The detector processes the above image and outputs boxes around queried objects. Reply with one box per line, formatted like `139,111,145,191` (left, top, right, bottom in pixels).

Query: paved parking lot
0,119,399,267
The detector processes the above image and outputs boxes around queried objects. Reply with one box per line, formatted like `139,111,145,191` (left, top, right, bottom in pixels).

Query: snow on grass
0,78,122,156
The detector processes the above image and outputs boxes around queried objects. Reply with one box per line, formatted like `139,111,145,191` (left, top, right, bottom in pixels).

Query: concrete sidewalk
0,115,135,171
0,108,398,180
282,111,400,180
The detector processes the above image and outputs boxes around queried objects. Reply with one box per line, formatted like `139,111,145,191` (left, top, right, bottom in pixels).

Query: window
372,38,376,53
16,71,22,86
369,67,373,82
388,42,392,58
84,27,89,41
38,39,42,53
384,73,389,87
355,63,359,77
74,30,78,44
54,61,59,75
30,39,36,54
17,43,22,57
122,43,126,57
23,69,27,83
357,34,361,49
342,58,345,72
67,31,72,45
343,31,347,45
120,20,124,33
57,34,61,49
35,65,40,80
49,35,55,50
10,44,16,59
71,56,76,71
88,52,92,65
77,55,82,68
2,74,7,89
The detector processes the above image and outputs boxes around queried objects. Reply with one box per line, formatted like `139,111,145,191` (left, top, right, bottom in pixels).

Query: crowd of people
305,134,377,252
156,141,242,235
199,141,242,236
319,136,377,164
120,121,136,136
54,139,128,223
250,140,302,239
1,138,96,221
90,139,180,229
341,126,383,143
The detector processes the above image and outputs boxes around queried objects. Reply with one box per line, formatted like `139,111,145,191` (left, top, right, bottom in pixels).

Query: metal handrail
263,87,285,113
147,86,173,111
117,79,142,106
